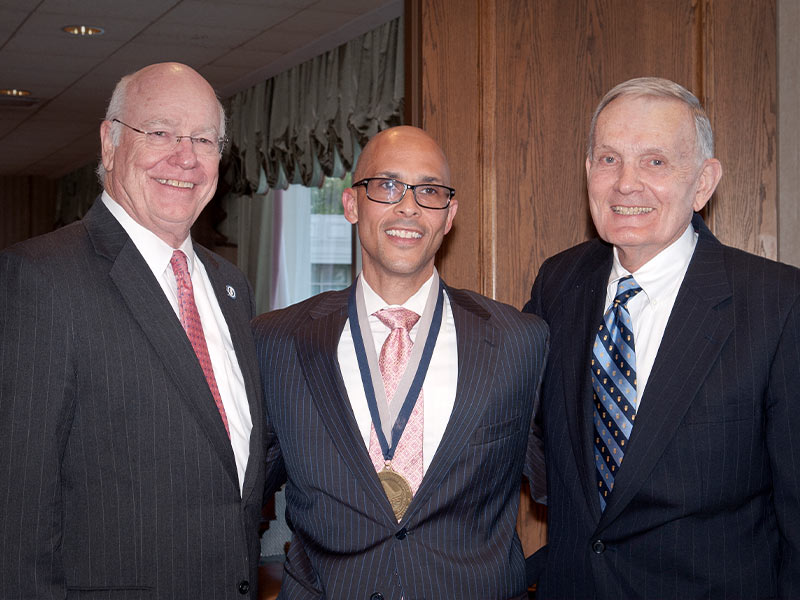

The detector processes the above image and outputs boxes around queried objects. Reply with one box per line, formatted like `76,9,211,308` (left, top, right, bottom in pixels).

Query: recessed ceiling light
0,88,32,97
62,25,105,36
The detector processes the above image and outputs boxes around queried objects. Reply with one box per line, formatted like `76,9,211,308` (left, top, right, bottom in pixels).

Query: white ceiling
0,0,401,177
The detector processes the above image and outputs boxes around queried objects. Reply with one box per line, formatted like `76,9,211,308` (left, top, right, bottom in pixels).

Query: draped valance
225,16,403,192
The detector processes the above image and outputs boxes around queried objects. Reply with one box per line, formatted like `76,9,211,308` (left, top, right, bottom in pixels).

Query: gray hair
96,70,227,185
586,77,714,162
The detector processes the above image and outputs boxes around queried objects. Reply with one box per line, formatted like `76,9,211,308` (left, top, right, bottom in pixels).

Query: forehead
595,95,695,152
125,70,220,130
361,132,450,183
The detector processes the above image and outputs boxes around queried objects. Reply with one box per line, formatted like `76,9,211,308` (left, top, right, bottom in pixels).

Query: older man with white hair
525,77,800,598
0,62,264,599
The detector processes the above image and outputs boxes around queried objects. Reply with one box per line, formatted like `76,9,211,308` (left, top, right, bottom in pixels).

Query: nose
168,137,199,168
615,161,643,194
394,186,420,216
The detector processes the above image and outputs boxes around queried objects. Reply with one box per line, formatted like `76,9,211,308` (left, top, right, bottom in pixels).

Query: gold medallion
378,467,413,521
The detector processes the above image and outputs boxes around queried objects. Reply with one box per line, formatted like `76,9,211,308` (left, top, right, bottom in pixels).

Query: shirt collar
361,271,435,317
609,222,698,304
102,190,195,276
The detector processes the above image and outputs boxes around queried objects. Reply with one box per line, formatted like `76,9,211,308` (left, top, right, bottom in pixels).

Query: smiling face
586,94,722,272
100,63,222,248
342,126,458,304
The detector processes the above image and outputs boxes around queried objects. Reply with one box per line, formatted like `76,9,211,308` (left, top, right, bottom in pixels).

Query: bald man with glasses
253,125,549,600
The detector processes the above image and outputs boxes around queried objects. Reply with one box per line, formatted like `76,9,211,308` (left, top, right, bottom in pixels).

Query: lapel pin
226,285,236,299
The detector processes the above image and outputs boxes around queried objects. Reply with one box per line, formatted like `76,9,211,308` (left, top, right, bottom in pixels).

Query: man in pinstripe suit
253,126,549,599
524,77,800,598
0,63,264,599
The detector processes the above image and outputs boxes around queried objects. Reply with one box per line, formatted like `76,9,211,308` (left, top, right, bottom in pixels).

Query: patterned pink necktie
368,307,424,494
170,250,230,438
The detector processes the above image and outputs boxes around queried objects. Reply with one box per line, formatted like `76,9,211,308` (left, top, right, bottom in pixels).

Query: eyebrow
593,144,669,156
139,118,218,135
374,171,444,184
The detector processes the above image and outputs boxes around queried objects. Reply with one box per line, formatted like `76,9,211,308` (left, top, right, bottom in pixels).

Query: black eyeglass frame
352,177,456,210
111,118,227,155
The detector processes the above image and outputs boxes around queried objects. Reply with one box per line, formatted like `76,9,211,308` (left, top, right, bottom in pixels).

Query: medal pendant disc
378,468,412,521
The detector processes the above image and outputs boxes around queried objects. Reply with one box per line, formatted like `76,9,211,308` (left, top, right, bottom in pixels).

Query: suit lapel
598,217,734,528
85,200,239,489
405,286,498,518
562,250,613,522
294,287,397,521
196,245,263,505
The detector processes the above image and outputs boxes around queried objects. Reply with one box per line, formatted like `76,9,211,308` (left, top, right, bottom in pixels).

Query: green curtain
225,16,403,192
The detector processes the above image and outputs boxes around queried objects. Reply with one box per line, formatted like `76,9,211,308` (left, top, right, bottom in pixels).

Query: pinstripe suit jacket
524,214,800,599
253,283,548,600
0,199,265,599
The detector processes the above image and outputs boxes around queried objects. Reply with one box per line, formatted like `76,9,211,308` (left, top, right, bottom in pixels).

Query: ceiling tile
159,1,297,29
241,28,318,54
37,0,180,21
0,7,30,41
276,9,360,35
210,48,283,69
109,41,222,68
135,21,262,50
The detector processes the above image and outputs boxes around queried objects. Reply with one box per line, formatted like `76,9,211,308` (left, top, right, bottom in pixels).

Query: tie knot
374,307,420,332
613,275,642,308
170,249,189,278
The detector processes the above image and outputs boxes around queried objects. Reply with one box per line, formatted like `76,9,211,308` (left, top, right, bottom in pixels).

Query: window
272,174,358,309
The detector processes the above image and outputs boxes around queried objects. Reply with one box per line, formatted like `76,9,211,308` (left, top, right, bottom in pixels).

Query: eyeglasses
112,119,226,156
352,177,455,210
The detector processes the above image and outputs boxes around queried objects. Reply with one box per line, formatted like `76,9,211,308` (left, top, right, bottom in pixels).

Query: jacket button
370,594,384,600
591,539,605,554
238,579,250,595
395,527,407,540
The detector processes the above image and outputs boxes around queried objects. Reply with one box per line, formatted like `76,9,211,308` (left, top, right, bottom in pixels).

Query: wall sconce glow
0,89,32,97
62,25,105,36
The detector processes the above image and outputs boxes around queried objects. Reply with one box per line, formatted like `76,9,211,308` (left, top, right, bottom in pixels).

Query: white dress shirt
606,223,698,405
102,192,252,491
338,273,459,473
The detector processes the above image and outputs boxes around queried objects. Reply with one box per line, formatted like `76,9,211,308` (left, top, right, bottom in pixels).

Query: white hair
586,77,714,162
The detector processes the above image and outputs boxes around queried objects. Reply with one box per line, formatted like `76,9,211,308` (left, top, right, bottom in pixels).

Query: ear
443,196,458,235
100,120,116,174
585,156,592,179
342,186,359,224
692,158,723,212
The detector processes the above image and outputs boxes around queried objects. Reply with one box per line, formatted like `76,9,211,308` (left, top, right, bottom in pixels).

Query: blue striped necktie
592,275,642,511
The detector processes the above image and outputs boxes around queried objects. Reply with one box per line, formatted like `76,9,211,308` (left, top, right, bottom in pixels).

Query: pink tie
368,307,424,494
170,250,230,438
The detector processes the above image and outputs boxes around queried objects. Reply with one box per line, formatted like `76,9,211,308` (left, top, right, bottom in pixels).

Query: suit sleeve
252,321,288,498
522,301,549,504
0,250,73,598
766,294,800,597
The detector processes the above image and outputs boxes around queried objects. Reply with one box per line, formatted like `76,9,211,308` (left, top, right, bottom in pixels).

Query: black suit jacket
0,199,265,599
524,214,800,599
253,283,548,600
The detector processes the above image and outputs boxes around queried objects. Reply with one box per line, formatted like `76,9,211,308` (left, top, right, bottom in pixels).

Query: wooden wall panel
703,0,777,258
492,0,699,306
419,0,484,292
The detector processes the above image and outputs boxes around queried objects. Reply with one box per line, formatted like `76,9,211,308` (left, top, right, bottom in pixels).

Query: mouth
611,206,653,215
155,178,195,189
385,228,422,239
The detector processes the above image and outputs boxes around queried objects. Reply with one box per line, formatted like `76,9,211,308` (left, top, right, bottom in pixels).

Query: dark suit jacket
253,283,548,600
524,213,800,599
0,199,265,599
